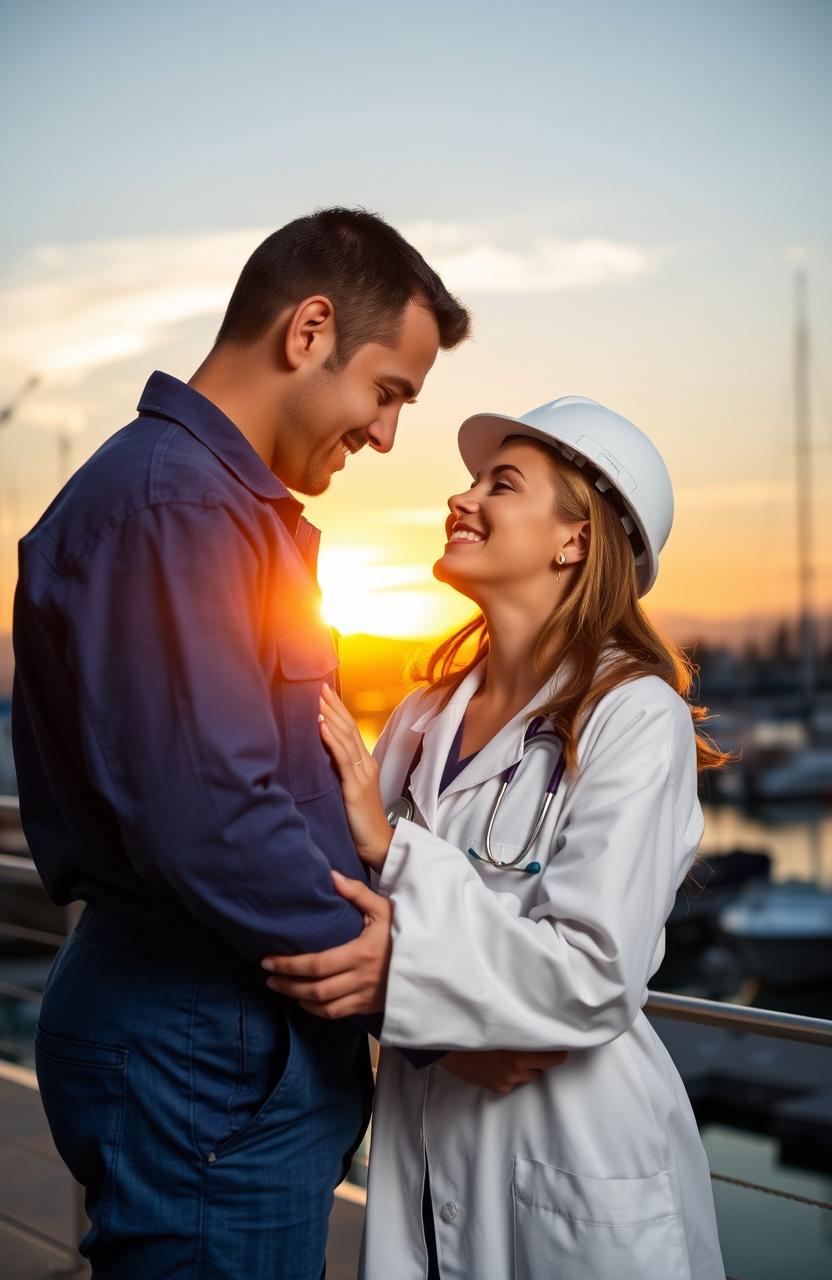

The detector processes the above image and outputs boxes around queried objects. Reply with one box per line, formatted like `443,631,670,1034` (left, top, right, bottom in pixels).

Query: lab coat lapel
407,665,483,832
437,686,551,800
407,660,567,821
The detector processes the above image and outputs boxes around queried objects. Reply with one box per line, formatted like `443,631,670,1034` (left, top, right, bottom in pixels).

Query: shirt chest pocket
274,623,340,801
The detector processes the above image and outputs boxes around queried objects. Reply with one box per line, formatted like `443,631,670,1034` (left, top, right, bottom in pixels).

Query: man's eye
377,386,392,407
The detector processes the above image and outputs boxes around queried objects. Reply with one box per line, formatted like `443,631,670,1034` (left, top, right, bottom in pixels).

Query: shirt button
440,1201,458,1224
207,1152,217,1164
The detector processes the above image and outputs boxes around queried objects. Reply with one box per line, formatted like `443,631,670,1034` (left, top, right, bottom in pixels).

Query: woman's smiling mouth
447,521,487,545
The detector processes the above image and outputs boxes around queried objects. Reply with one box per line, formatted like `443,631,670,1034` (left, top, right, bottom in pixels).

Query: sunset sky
1,0,830,644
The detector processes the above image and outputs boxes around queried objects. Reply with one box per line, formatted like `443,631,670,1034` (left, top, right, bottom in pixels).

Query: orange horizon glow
317,546,472,640
315,541,832,650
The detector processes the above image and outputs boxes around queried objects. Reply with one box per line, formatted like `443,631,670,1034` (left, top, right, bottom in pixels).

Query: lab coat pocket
512,1156,691,1280
488,841,525,865
469,842,548,885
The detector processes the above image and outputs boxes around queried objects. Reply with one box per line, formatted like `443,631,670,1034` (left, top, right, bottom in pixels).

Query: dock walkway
0,1066,364,1279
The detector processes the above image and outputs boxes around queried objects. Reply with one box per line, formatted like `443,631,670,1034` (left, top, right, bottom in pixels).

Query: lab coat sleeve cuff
378,820,486,1050
378,826,449,1064
376,817,416,897
351,1012,443,1069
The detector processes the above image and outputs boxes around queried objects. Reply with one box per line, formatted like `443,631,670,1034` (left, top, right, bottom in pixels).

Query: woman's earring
556,552,566,584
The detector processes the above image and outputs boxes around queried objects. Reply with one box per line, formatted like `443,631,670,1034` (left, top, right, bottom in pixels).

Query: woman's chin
432,554,455,585
433,556,481,602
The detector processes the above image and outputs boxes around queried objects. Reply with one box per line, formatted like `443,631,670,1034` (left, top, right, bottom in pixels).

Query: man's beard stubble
275,378,336,497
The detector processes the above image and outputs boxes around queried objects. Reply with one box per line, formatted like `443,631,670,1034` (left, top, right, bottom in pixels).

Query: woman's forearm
361,822,395,874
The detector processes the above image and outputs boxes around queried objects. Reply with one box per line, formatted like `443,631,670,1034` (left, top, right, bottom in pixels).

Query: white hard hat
457,395,674,596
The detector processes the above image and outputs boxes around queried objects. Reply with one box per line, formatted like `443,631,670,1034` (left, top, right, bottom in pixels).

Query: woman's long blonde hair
415,439,730,776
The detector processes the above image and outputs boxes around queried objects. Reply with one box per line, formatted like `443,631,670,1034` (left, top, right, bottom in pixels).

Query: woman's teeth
449,529,485,543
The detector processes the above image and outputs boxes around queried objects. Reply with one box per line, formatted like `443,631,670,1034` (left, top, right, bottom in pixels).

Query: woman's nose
446,490,478,538
448,490,478,514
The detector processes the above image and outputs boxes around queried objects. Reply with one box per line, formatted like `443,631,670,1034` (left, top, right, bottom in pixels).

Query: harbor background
2,1,831,1276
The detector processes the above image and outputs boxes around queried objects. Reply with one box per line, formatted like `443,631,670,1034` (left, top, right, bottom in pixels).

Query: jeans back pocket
35,1024,128,1245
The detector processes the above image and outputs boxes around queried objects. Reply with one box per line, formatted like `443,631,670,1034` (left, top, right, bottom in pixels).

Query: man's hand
438,1049,568,1094
262,871,392,1018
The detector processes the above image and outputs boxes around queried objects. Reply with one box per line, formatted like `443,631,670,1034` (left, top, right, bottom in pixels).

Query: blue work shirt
12,370,374,966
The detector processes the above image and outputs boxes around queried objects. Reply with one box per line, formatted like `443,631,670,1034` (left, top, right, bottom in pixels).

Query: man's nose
367,412,399,454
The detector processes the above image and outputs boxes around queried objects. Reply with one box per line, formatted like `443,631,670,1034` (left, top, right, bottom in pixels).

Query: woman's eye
468,478,514,493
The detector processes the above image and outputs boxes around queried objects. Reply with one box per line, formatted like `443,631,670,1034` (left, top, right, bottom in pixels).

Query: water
0,988,39,1068
703,1124,832,1280
702,802,832,888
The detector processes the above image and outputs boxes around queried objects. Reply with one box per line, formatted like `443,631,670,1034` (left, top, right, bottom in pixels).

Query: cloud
0,230,261,386
405,222,664,294
0,223,665,396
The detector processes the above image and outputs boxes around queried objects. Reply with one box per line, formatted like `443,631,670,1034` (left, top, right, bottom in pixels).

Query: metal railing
0,849,76,1005
2,794,831,1279
644,989,832,1047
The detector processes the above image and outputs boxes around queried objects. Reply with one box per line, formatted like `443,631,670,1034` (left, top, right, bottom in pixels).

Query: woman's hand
262,871,392,1017
438,1049,568,1094
318,682,393,872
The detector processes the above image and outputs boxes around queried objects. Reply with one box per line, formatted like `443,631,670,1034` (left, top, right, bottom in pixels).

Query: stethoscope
385,715,565,876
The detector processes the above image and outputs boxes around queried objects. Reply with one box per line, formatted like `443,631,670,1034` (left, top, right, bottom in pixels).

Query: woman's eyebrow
473,463,526,482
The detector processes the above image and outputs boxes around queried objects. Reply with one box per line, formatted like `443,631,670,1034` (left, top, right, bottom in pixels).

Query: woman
267,395,726,1280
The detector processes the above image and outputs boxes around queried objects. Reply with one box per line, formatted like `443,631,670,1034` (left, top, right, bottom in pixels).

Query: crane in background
0,375,40,430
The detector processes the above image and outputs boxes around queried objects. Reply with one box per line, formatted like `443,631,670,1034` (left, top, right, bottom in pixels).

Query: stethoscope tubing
387,715,565,873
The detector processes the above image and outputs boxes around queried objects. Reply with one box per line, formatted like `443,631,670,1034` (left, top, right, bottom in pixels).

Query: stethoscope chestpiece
386,796,414,826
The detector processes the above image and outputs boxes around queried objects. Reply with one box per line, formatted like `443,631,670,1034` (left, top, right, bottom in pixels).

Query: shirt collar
137,370,303,516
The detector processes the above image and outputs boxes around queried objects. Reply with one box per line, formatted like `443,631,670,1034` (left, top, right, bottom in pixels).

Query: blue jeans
35,905,373,1279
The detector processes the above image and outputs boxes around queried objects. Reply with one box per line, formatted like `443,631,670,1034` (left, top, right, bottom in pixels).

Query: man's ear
283,296,336,370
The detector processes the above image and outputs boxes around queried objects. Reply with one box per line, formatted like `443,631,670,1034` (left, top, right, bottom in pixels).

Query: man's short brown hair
216,207,471,366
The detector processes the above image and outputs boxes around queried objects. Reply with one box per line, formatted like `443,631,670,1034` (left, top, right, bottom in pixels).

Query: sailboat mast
793,267,815,713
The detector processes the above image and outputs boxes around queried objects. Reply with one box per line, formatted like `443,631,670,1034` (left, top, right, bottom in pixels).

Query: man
12,207,470,1279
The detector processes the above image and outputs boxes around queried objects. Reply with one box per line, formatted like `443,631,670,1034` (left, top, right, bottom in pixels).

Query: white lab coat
360,660,725,1280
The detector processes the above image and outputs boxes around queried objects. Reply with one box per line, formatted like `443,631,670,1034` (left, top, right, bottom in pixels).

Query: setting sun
317,545,466,639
